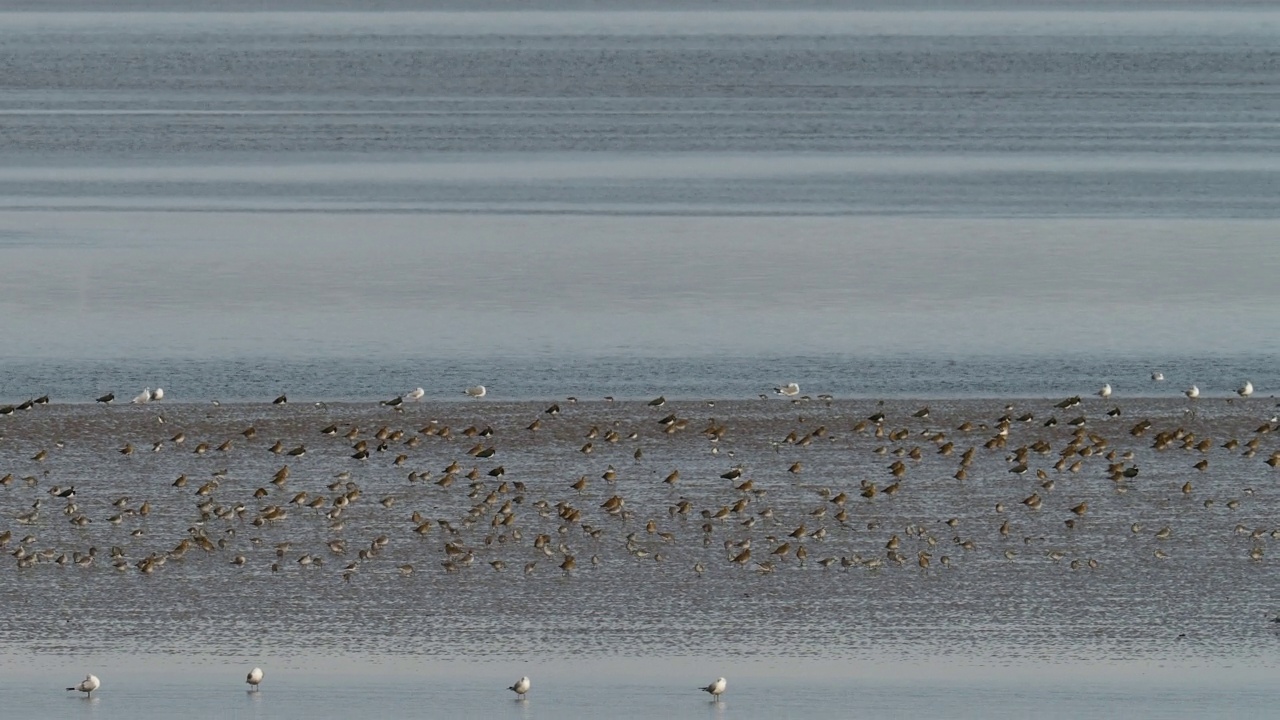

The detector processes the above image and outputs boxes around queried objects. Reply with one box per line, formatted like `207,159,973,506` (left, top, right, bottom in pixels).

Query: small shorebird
774,383,800,397
700,677,727,701
68,674,100,698
508,676,531,699
246,667,263,690
464,385,487,398
95,392,114,404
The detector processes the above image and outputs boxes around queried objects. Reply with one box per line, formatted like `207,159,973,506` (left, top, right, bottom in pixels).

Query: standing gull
1238,380,1254,398
131,388,151,404
67,674,100,698
774,383,800,397
404,387,425,402
246,667,264,691
700,677,727,701
1185,385,1199,399
508,676,531,699
464,385,487,399
1097,384,1112,399
150,387,164,401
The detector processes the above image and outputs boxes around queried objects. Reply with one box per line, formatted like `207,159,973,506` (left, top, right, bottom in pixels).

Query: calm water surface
1,6,1279,718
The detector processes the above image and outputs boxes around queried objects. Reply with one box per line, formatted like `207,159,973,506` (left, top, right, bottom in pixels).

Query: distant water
2,8,1279,400
1,8,1280,717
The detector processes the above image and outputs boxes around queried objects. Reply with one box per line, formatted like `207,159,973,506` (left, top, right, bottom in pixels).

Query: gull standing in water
464,385,487,399
246,667,264,691
67,674,100,698
403,387,425,402
700,677,727,701
508,675,531,699
1238,380,1254,398
774,383,800,397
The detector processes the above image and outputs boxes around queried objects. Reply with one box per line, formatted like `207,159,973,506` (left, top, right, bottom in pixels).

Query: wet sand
1,395,1276,678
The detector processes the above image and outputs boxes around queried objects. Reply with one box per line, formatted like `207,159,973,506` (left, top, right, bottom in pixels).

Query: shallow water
2,5,1280,717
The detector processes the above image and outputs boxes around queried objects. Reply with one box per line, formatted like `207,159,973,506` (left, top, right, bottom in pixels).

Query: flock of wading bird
1,377,1278,586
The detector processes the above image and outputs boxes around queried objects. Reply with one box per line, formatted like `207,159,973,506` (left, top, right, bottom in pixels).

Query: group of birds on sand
4,374,1275,711
93,386,489,408
92,388,164,405
34,377,1264,410
3,374,1276,658
3,372,1277,578
66,672,721,703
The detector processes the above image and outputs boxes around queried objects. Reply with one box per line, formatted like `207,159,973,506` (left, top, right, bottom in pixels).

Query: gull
1096,383,1111,399
464,385,487,399
700,677,727,700
150,388,164,401
508,676,531,700
774,383,800,397
1185,385,1199,399
1151,372,1164,381
67,674,100,698
131,388,151,404
246,667,263,691
404,387,425,402
1238,380,1254,398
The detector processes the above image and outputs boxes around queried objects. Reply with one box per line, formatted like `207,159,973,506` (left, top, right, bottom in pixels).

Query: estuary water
1,7,1279,402
0,5,1279,718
